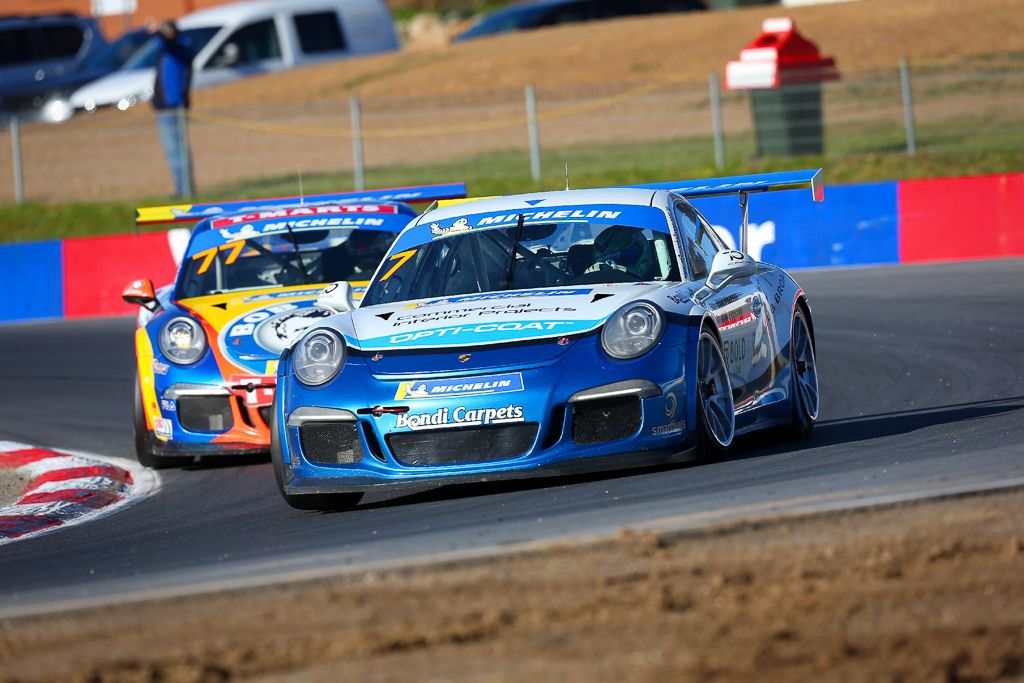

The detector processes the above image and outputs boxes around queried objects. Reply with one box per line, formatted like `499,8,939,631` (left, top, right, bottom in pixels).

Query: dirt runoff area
2,490,1023,683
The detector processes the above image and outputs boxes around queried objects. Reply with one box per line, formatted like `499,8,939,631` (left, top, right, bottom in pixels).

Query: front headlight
601,302,664,359
158,317,207,365
294,329,345,386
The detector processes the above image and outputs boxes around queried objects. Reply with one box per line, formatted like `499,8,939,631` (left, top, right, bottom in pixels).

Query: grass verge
0,133,1021,244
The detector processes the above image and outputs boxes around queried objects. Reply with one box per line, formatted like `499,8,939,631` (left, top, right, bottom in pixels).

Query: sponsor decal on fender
652,420,686,436
394,404,525,431
153,417,173,440
395,372,524,400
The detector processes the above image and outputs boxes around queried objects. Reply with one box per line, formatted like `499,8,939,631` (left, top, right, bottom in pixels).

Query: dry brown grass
2,490,1023,682
197,0,1024,106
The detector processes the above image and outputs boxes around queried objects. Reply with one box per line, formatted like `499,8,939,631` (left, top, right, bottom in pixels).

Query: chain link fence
0,55,1020,204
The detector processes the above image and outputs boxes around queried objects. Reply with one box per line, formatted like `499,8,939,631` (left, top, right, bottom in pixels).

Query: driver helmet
588,226,655,279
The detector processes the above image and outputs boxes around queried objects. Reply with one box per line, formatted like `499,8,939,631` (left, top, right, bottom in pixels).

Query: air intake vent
387,424,538,466
177,396,233,433
299,423,363,465
572,397,641,445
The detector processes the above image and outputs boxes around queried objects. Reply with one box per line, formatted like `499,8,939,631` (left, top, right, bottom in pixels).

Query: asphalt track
1,259,1022,616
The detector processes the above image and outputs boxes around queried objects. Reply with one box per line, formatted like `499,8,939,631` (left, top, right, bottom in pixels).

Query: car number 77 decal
379,248,417,282
191,240,247,275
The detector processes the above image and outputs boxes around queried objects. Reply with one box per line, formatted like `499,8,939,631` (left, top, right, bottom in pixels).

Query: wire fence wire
0,55,1020,204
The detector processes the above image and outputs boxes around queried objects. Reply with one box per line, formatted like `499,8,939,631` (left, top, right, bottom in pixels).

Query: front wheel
270,394,363,512
788,307,819,439
133,375,189,469
696,330,735,459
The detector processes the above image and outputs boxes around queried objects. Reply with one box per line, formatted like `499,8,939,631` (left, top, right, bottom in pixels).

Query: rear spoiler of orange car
625,169,823,251
135,182,469,226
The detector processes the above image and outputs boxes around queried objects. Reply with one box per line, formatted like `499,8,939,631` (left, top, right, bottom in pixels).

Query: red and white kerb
0,442,158,544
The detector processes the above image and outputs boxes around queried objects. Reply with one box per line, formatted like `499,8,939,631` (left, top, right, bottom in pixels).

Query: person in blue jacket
151,21,194,197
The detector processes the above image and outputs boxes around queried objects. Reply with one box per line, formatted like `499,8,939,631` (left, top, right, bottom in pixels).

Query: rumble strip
0,442,159,545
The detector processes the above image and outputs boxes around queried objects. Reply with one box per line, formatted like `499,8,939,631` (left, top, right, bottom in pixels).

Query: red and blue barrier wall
0,172,1021,323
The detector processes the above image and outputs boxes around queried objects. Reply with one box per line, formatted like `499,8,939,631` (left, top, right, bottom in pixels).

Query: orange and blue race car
122,183,466,468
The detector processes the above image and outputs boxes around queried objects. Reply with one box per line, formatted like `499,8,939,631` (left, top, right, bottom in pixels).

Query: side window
209,19,281,68
40,24,85,59
294,12,347,54
674,202,715,280
0,28,38,67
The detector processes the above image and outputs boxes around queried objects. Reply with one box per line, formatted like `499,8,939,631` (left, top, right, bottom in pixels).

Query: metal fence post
899,57,917,156
525,84,541,182
708,73,725,170
10,116,24,205
350,96,365,191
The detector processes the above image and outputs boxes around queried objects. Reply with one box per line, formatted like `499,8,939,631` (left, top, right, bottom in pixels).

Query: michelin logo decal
430,217,473,237
395,404,525,431
395,372,524,401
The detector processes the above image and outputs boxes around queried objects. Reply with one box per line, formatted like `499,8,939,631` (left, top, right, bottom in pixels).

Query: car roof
418,187,662,225
179,0,350,27
487,0,578,15
0,14,97,27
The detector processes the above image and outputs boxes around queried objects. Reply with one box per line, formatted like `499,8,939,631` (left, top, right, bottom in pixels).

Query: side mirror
705,250,756,291
316,281,354,314
122,278,157,309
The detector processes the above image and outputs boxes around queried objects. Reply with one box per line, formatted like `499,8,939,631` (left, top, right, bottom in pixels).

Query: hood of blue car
349,283,676,354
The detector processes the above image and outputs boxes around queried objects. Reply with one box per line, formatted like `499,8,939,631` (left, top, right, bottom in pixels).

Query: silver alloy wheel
698,332,735,448
792,314,820,421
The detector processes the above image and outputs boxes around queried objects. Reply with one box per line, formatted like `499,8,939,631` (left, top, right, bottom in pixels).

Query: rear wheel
133,375,189,469
788,307,819,439
270,394,363,512
696,330,734,459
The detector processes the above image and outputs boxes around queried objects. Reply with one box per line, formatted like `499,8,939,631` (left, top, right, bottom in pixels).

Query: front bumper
277,333,698,495
282,445,696,495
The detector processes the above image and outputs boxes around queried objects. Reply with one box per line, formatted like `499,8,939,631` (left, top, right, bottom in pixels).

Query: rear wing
135,182,468,226
625,169,823,252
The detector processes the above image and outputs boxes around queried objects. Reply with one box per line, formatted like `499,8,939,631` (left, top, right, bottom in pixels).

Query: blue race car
271,171,823,509
123,184,466,468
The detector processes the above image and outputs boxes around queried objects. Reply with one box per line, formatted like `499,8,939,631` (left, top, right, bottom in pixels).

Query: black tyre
133,375,189,469
270,394,363,512
696,329,734,459
788,307,819,439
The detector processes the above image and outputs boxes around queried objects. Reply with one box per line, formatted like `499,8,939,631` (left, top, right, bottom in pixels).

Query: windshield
177,228,396,299
80,29,149,71
122,27,220,70
362,220,680,307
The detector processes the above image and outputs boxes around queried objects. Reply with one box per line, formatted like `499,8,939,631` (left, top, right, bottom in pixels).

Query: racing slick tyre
270,394,363,512
787,306,819,439
133,375,189,469
696,329,735,460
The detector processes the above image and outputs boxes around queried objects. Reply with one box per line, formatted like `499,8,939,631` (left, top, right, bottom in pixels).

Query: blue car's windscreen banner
691,181,899,269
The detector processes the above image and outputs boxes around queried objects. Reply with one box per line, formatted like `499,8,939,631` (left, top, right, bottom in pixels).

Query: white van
70,0,398,112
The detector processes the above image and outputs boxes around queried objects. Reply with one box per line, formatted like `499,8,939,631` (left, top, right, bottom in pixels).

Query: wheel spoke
795,325,808,361
698,334,735,446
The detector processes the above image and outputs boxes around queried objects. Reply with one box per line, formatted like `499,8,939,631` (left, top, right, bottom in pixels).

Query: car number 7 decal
379,248,417,282
191,240,247,275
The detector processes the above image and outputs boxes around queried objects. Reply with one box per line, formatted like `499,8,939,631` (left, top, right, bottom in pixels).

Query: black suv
0,14,109,121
